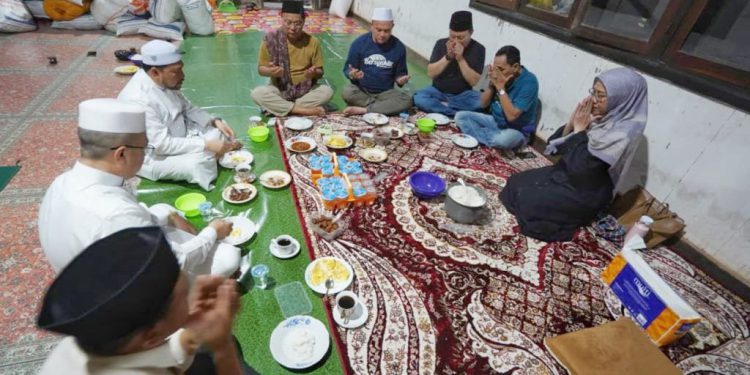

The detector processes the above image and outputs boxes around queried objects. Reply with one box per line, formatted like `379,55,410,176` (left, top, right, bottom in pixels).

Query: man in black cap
37,227,248,375
251,0,333,117
414,10,485,116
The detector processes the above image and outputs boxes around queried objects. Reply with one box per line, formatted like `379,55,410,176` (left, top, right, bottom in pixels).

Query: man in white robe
118,40,240,191
38,98,241,279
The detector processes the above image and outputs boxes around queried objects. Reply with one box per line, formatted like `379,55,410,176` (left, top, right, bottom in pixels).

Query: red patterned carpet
277,115,750,374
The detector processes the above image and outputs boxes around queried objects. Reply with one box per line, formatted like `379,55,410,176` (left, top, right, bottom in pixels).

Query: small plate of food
284,117,314,131
304,256,354,294
269,316,330,369
284,136,317,153
259,170,292,189
381,126,404,139
219,150,254,169
362,113,389,126
358,148,387,163
425,113,451,126
323,134,353,149
222,216,256,246
222,183,257,204
451,133,479,149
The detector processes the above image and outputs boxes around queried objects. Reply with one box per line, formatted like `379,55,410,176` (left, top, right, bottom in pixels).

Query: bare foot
342,106,367,116
290,105,326,116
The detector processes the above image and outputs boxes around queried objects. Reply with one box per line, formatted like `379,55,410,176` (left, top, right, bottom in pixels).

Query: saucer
270,238,301,259
333,296,368,329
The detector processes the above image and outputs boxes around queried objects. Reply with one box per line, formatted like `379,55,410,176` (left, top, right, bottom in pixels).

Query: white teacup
234,163,253,183
335,291,358,323
271,235,295,255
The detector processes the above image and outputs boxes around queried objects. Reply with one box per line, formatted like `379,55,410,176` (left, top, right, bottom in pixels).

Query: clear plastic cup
251,264,269,289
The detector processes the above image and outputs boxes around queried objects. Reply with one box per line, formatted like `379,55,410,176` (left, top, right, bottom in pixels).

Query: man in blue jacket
342,7,412,116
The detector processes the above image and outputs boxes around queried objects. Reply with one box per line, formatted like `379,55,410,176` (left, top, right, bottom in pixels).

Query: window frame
519,0,586,28
570,0,686,55
469,0,750,112
662,0,750,87
475,0,520,11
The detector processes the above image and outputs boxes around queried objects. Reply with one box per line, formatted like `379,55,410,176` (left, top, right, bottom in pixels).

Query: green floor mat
0,166,20,192
136,31,430,374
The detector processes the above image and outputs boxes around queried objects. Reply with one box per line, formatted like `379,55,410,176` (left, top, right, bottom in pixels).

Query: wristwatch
497,89,506,97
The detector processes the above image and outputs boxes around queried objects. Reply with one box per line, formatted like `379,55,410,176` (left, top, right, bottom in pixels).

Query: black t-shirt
430,38,485,94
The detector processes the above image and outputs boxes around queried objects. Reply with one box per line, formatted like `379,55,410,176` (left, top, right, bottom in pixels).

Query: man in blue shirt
342,7,412,116
414,11,485,116
456,45,539,150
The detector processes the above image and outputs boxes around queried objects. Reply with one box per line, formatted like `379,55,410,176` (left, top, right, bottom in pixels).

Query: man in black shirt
413,11,485,117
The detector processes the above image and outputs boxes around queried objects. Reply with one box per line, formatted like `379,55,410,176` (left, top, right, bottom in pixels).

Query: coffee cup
272,235,295,255
335,291,358,323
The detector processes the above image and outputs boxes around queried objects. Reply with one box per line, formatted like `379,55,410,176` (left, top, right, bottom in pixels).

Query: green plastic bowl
416,118,436,133
175,193,206,217
248,126,270,142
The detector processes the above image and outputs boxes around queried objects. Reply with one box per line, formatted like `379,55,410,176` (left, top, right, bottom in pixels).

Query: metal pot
444,184,487,224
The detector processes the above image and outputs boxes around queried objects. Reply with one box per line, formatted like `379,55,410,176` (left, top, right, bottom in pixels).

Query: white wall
352,0,750,283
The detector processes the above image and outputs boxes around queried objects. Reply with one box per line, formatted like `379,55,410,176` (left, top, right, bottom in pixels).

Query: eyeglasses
110,145,155,154
588,88,607,100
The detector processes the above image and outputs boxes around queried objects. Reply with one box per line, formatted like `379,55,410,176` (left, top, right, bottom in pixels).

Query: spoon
324,278,334,301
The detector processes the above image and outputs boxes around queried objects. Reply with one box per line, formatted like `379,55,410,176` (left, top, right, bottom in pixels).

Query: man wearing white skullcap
118,40,241,191
342,7,412,116
39,98,242,280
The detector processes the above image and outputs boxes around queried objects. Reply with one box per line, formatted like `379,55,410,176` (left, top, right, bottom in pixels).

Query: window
573,0,685,54
470,0,750,111
665,0,750,86
520,0,583,27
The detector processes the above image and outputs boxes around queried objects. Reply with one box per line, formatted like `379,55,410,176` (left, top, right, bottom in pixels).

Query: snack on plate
267,176,285,187
291,141,311,152
229,186,251,201
312,216,339,233
230,227,242,238
310,258,350,286
327,135,348,148
231,153,246,164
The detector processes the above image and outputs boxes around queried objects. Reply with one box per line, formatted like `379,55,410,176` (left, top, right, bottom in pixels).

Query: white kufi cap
371,7,393,22
140,40,182,66
78,99,146,134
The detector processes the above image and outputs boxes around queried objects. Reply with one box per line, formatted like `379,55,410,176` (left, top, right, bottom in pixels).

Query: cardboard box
545,318,682,375
601,238,701,346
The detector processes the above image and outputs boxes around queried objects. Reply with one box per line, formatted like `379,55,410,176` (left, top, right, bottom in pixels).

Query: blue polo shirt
490,66,539,136
343,32,408,94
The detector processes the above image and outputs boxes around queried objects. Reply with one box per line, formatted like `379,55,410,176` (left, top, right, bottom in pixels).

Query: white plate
222,216,256,246
221,183,257,204
451,133,479,149
304,256,354,294
259,170,292,189
284,136,317,153
362,113,389,125
113,65,138,75
269,316,330,369
381,126,404,139
425,113,451,126
270,238,301,259
333,296,369,329
219,150,254,169
358,148,387,163
323,134,353,149
284,117,314,131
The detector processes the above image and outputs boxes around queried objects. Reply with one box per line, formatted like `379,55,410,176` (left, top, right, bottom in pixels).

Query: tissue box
601,244,701,346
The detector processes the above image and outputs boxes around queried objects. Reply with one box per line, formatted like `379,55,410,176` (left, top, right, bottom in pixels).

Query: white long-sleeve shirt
38,330,193,375
118,70,213,157
38,162,218,274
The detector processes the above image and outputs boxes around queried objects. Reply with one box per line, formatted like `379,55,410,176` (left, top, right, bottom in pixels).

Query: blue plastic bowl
409,171,446,199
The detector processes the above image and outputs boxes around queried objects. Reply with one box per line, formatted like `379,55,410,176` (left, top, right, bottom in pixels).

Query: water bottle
623,215,653,246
